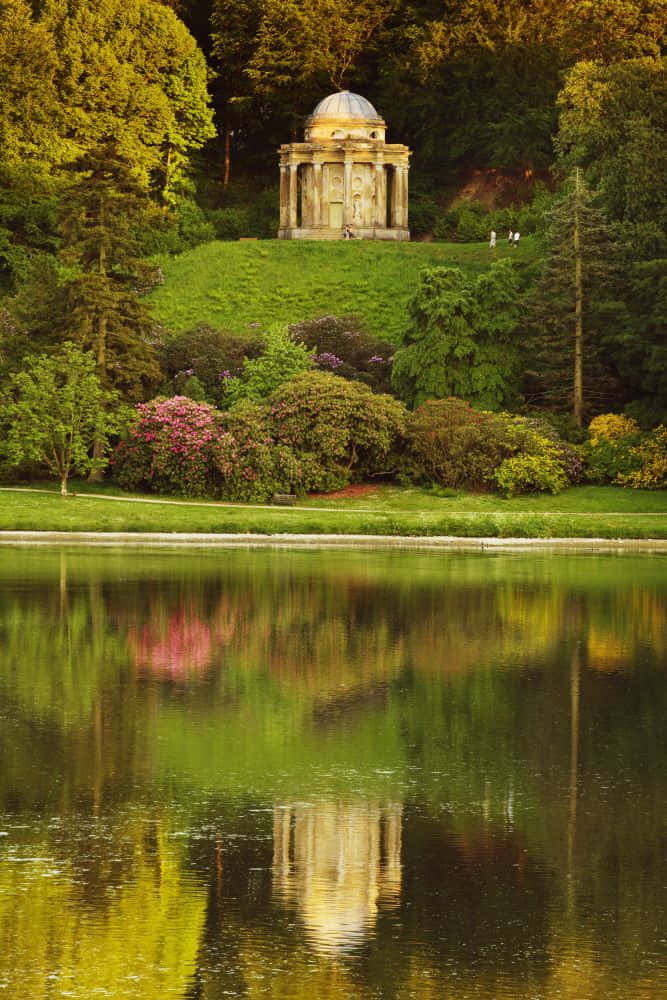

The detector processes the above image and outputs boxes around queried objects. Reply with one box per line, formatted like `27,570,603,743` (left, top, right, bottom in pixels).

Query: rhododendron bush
113,396,221,496
112,396,305,500
270,371,407,492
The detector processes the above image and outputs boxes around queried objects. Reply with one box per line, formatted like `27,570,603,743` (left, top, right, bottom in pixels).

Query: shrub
588,412,641,444
112,396,221,497
270,371,408,492
210,206,251,240
288,315,394,393
405,398,513,490
213,402,304,501
616,425,667,489
584,413,643,483
157,324,265,405
494,449,569,496
406,398,572,494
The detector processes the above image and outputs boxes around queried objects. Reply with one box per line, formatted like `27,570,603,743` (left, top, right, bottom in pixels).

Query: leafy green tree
392,260,522,409
223,327,313,405
555,57,666,229
210,0,265,186
381,0,665,177
40,0,215,199
1,342,116,495
527,170,622,425
248,0,396,96
554,58,666,423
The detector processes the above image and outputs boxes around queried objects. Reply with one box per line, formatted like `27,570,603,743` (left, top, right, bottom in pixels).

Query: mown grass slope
147,237,533,341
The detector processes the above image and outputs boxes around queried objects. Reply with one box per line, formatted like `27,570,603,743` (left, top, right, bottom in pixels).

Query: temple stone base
278,226,410,241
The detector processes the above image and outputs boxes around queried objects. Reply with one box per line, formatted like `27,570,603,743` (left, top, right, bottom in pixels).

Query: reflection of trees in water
272,801,402,954
0,814,206,1000
0,550,665,997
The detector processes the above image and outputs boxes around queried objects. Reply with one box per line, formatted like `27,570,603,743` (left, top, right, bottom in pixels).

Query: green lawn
146,237,533,340
1,483,665,539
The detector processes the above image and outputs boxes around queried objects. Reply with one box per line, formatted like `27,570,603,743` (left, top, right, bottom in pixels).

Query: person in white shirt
513,231,520,247
489,230,497,248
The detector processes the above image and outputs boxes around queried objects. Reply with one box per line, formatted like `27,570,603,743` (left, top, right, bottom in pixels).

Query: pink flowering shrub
112,396,306,500
214,402,305,500
112,396,221,496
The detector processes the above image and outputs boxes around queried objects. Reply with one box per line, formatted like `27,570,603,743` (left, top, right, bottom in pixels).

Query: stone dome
307,91,383,124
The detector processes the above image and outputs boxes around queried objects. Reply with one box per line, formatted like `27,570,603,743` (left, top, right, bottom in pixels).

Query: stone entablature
278,91,410,241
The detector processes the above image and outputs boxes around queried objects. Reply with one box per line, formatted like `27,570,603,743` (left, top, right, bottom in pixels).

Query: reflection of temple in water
272,801,402,954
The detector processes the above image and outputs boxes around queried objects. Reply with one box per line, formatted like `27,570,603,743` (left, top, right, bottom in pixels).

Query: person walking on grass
489,229,497,248
508,229,513,245
513,230,520,247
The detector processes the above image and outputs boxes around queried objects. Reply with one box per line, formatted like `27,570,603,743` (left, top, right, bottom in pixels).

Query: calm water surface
0,546,664,999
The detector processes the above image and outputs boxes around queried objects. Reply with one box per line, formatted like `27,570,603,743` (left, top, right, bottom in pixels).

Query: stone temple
278,90,411,240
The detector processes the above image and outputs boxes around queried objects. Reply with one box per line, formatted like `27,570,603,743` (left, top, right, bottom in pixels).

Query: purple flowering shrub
288,316,394,393
112,396,221,496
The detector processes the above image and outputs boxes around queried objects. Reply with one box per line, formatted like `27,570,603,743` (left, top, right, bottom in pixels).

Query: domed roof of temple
307,91,383,123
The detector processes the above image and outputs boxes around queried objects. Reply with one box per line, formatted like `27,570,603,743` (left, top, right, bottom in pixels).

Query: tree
57,144,162,400
555,58,666,229
1,342,116,495
527,169,622,425
40,0,215,199
210,0,265,187
392,260,523,409
223,327,313,405
554,57,666,423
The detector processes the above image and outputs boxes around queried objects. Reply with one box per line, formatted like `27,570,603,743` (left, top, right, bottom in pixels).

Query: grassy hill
147,237,533,342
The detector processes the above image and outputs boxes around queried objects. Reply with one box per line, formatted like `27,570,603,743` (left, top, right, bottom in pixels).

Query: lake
0,545,664,999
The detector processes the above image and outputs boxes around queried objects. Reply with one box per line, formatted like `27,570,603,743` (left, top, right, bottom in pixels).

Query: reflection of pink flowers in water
130,611,213,680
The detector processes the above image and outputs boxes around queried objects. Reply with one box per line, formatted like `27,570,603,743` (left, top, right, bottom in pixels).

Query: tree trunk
89,306,107,483
573,167,584,426
60,474,69,496
224,129,231,189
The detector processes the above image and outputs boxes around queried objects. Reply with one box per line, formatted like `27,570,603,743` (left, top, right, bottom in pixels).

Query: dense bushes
270,372,407,492
404,398,574,494
111,393,665,501
584,414,667,488
112,374,408,498
432,186,554,243
157,324,265,406
112,397,221,497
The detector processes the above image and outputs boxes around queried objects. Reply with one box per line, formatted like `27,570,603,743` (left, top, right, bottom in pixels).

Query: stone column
312,162,322,227
279,163,289,230
391,165,408,229
374,163,385,228
343,159,353,226
288,163,298,229
397,164,409,229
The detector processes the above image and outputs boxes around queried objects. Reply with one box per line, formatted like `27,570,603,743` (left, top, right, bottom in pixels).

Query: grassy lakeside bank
1,484,665,539
146,238,533,340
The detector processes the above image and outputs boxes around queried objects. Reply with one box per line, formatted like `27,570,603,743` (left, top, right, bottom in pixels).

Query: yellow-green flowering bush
588,413,640,445
584,413,642,484
494,444,569,497
617,425,667,489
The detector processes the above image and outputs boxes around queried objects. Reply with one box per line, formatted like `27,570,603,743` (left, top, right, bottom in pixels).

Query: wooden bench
272,493,297,506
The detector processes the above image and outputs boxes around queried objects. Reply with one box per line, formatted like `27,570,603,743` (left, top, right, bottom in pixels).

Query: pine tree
58,143,161,477
527,168,624,425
